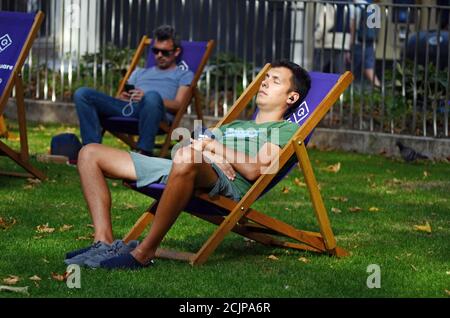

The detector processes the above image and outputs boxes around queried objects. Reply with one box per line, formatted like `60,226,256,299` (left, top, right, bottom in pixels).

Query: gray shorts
130,152,242,202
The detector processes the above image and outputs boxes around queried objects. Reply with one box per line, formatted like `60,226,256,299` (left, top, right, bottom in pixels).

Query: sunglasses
151,47,175,57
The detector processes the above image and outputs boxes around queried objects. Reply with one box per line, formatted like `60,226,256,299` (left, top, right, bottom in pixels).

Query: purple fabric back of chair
0,11,35,99
258,72,341,197
145,40,208,74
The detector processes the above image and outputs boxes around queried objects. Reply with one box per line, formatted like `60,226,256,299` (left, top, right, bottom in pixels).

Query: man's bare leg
77,143,138,244
131,147,219,264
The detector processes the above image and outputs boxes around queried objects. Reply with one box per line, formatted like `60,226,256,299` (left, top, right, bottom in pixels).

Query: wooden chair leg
294,140,337,251
123,201,158,243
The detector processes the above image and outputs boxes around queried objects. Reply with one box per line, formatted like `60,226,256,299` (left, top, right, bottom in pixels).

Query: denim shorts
130,152,242,202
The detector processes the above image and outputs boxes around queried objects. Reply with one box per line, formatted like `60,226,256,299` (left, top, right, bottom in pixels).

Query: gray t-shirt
128,66,194,100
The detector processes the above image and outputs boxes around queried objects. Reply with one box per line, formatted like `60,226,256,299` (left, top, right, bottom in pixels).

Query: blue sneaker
65,245,93,260
84,240,139,268
99,253,154,270
64,241,111,265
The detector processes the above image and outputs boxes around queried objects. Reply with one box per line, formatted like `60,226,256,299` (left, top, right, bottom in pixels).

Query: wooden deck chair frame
105,36,215,158
122,64,353,265
0,11,45,180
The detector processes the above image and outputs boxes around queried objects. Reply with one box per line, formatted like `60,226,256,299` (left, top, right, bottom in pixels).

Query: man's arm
163,85,192,113
194,139,281,182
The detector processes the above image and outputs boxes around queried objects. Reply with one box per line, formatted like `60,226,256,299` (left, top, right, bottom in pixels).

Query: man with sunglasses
74,25,194,156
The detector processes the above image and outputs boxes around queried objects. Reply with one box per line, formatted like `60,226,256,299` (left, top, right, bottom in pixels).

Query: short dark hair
153,25,181,49
270,60,311,118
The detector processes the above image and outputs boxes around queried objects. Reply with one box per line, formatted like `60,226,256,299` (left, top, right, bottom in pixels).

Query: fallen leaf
86,224,94,228
59,224,73,232
331,207,342,214
76,234,94,241
124,203,137,210
0,285,29,295
29,275,41,282
26,178,41,185
0,217,17,230
298,257,309,263
111,182,118,187
3,275,20,285
281,186,290,194
51,272,68,282
42,258,49,264
330,196,348,202
23,185,34,190
423,171,429,178
348,207,363,213
324,162,341,173
445,290,450,296
369,207,380,212
414,221,432,234
267,255,279,261
410,264,418,271
33,235,44,240
36,223,55,234
294,178,306,187
446,271,450,275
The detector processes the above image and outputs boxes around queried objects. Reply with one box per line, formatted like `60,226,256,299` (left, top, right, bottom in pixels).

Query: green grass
0,121,449,298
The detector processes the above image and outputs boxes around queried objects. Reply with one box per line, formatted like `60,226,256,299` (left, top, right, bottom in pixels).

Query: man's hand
118,88,145,102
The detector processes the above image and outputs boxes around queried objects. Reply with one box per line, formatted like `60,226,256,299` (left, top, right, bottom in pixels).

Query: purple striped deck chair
100,36,215,157
122,64,353,265
0,10,45,180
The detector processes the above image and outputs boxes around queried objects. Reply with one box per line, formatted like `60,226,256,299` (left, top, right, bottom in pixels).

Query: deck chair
100,36,215,158
0,10,46,180
122,64,353,265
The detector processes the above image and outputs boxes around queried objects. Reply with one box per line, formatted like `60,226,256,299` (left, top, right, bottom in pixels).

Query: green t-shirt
214,120,299,196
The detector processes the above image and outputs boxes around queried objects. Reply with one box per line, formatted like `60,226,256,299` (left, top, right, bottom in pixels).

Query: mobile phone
124,83,135,93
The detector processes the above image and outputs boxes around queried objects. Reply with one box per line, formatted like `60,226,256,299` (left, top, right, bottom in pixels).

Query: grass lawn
0,121,449,298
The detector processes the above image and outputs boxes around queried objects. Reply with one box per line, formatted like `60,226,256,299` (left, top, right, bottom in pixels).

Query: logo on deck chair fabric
287,101,310,124
177,60,189,71
0,34,13,53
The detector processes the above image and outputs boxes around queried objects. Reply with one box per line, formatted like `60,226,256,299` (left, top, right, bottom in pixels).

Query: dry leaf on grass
369,207,380,212
331,207,342,214
3,275,20,285
51,272,68,282
36,223,55,234
0,217,17,230
330,196,348,202
281,186,290,194
0,285,29,295
413,221,432,234
59,224,73,232
298,257,309,263
423,171,429,178
348,207,363,213
29,275,41,282
445,290,450,296
76,233,94,241
267,255,279,261
294,178,306,187
324,162,341,173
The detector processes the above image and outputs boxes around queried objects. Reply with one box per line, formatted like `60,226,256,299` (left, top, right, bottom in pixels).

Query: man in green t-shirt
65,60,311,270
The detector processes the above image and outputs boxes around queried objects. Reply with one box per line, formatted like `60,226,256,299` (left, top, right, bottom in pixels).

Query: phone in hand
124,83,135,93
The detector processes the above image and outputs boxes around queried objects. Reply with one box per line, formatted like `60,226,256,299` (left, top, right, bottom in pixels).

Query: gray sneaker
84,240,139,268
64,241,111,265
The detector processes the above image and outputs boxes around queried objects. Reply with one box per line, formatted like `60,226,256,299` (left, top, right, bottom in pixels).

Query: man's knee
172,147,200,177
141,91,164,110
78,143,103,164
74,87,95,103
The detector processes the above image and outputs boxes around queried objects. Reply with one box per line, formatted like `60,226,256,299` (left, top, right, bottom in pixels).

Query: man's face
256,67,297,111
152,39,180,69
